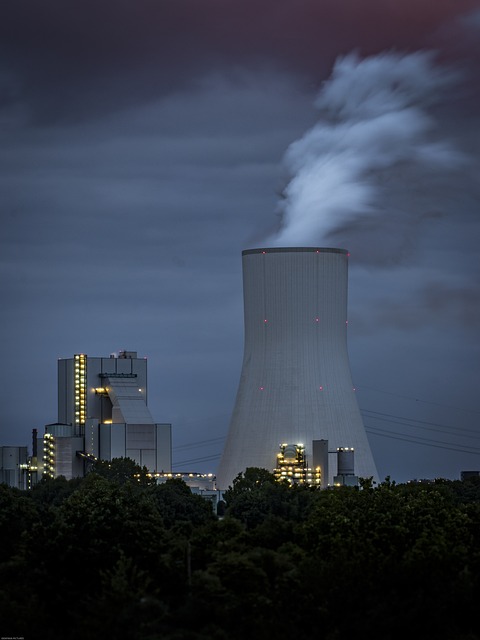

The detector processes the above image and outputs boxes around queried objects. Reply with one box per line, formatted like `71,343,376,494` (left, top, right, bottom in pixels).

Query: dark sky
1,0,480,482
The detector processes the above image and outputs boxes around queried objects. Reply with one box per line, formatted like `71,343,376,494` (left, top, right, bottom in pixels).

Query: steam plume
271,51,463,245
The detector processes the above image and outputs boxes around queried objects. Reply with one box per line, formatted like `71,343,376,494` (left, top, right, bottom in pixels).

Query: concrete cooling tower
216,247,378,489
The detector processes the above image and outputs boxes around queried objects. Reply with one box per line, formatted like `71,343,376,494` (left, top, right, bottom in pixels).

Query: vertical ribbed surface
216,248,378,488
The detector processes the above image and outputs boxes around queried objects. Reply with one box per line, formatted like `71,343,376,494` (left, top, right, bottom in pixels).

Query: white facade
86,421,171,472
0,446,28,489
38,424,85,480
47,350,172,476
57,351,148,428
217,248,378,489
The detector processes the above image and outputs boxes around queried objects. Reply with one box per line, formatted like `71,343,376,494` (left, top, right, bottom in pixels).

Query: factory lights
273,443,322,487
42,433,55,479
74,354,87,427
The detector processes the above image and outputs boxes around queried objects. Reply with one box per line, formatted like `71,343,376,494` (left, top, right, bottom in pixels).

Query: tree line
1,460,480,639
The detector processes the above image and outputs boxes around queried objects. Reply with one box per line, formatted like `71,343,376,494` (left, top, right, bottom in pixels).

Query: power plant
1,249,378,492
217,247,378,489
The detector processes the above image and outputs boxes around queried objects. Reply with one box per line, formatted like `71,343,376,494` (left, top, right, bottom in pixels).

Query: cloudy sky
1,0,480,483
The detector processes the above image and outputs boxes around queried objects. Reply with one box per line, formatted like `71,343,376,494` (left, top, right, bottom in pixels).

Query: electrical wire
173,436,225,452
357,385,480,415
169,391,478,469
362,409,480,440
172,453,222,468
366,425,480,456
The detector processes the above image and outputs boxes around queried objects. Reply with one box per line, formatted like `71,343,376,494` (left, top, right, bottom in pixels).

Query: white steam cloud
270,51,463,246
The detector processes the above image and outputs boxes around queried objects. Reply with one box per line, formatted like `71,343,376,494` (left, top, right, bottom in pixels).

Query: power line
173,437,225,451
172,453,222,468
362,409,480,439
174,437,225,449
357,385,480,415
366,425,480,456
168,390,478,468
366,424,480,451
173,436,225,452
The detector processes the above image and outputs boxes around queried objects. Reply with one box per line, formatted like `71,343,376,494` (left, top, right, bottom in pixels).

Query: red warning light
319,386,323,391
264,319,268,323
259,386,264,391
315,318,319,322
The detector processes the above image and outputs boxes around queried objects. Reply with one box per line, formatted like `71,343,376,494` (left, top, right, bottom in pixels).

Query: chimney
217,247,378,488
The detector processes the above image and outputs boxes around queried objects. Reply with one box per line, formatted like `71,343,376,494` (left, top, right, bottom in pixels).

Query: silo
216,247,378,488
337,447,355,476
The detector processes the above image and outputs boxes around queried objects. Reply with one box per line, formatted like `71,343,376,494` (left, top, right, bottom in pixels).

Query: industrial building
0,446,29,490
154,472,224,511
217,247,379,489
35,350,172,480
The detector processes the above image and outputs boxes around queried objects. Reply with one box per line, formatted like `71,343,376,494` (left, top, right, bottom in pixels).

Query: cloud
1,0,479,482
268,51,468,252
1,0,477,121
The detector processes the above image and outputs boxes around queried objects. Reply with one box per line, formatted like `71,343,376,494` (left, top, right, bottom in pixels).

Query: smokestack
32,428,38,458
217,247,378,488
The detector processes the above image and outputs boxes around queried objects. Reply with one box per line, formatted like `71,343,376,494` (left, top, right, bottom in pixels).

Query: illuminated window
74,354,87,427
273,443,317,487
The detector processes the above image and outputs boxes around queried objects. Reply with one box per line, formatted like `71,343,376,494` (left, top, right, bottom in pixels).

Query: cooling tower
216,247,378,489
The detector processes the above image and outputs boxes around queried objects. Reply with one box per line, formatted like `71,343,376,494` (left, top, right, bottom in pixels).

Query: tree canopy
2,466,480,639
91,456,155,486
